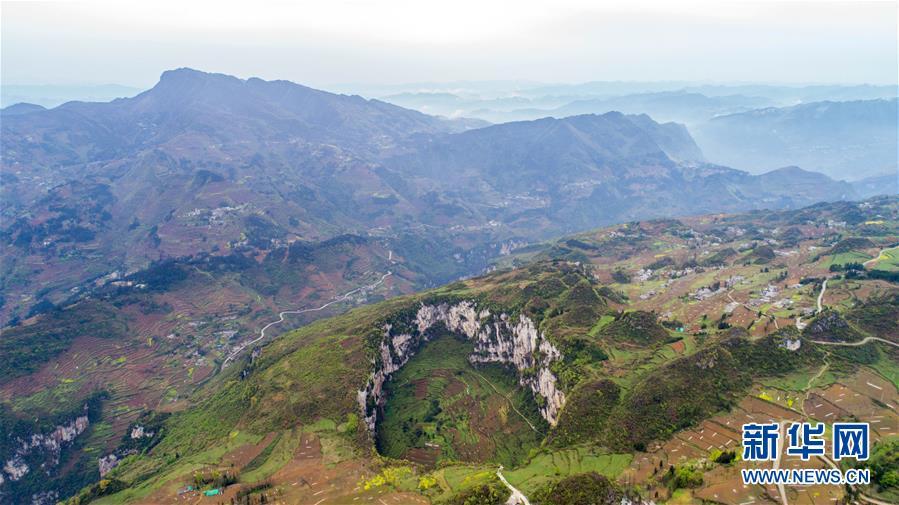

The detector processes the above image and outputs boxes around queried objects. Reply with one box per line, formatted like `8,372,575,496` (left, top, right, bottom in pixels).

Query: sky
1,0,898,88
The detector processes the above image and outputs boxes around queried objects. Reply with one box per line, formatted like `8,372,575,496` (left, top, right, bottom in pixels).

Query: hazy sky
2,0,897,88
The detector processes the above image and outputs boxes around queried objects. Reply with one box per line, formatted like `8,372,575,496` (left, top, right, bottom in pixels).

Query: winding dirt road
222,271,393,367
816,278,828,313
796,277,829,330
863,246,898,268
810,336,899,348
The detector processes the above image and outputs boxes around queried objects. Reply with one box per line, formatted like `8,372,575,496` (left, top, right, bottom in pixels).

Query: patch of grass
761,368,837,392
306,418,338,432
871,247,899,272
667,488,698,505
439,465,495,493
241,429,302,482
11,377,84,416
504,447,632,495
823,251,873,268
588,315,616,337
240,432,283,474
870,353,899,390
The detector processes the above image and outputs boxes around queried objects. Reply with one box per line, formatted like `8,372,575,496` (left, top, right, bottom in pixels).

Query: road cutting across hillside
222,271,393,367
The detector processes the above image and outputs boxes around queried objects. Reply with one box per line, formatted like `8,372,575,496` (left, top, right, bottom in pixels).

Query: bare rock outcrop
358,300,565,434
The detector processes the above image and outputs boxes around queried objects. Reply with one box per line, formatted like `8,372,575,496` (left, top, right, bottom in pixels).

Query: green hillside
30,197,899,504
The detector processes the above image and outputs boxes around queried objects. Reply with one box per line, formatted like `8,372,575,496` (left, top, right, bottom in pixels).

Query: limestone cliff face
358,300,565,434
1,415,89,485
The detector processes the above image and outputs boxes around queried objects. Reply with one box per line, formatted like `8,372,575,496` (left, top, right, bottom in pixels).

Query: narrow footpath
497,466,530,505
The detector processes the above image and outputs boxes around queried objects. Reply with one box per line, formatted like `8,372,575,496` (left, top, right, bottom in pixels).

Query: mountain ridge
0,68,857,327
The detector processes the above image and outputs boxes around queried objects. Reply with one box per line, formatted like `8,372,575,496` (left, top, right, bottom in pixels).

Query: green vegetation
240,429,304,482
603,329,819,450
598,310,670,345
40,197,899,504
828,237,876,255
549,379,619,447
701,247,736,266
870,351,899,390
376,334,544,467
824,251,873,268
503,448,632,494
240,432,283,474
668,463,705,489
831,342,881,365
863,438,899,502
447,474,507,505
745,245,776,264
870,246,899,272
531,472,626,505
846,292,899,341
605,345,749,450
803,309,866,342
588,314,615,336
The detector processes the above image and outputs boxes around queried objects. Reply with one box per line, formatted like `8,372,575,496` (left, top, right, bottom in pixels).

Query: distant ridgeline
0,68,861,328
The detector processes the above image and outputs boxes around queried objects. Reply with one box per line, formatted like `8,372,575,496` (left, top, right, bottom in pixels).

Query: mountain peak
152,68,243,94
0,102,47,115
158,67,226,82
766,166,820,177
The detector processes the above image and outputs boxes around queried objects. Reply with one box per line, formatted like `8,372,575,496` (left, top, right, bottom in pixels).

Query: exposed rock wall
1,415,89,484
358,300,565,434
97,423,154,477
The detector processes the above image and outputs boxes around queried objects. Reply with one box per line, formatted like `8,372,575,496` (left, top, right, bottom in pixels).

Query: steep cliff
0,394,106,504
2,415,89,485
358,300,566,435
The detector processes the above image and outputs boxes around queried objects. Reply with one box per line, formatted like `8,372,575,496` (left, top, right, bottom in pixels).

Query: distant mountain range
375,81,897,123
0,69,859,324
461,91,775,125
692,99,898,180
853,173,899,199
0,83,142,108
377,84,898,181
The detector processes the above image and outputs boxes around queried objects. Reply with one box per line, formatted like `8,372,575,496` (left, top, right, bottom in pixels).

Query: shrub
533,472,624,505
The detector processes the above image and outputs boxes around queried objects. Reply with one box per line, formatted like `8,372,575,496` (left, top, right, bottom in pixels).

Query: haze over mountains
0,84,143,109
693,98,899,180
372,82,899,182
0,68,869,326
6,74,896,182
0,70,865,322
